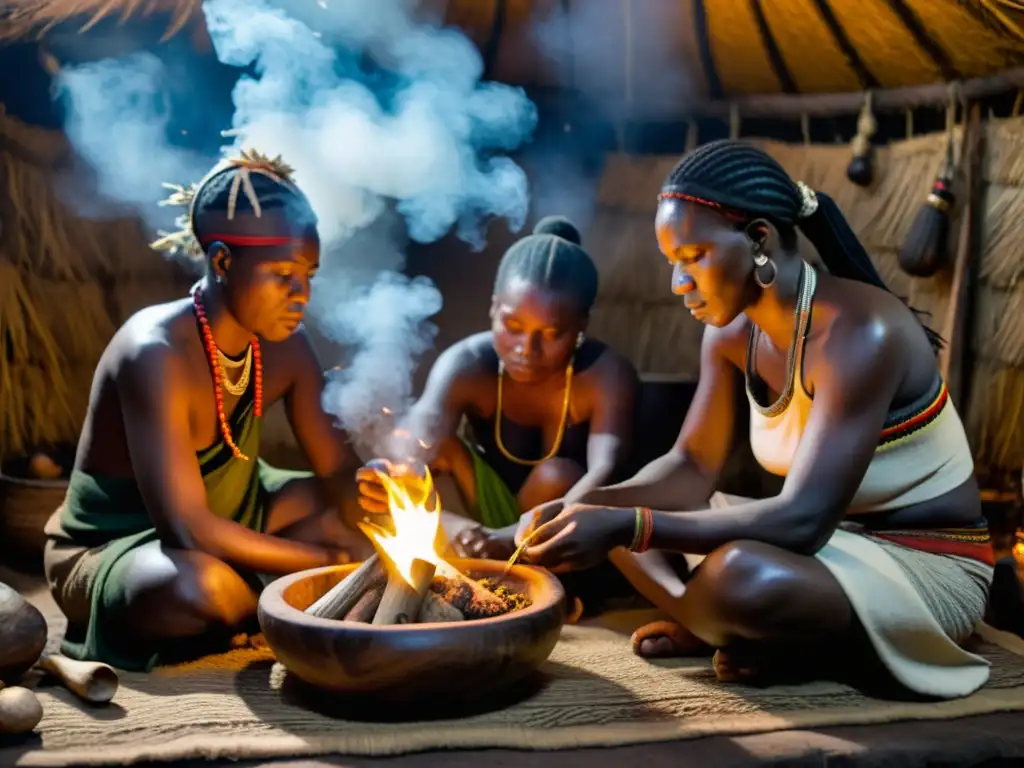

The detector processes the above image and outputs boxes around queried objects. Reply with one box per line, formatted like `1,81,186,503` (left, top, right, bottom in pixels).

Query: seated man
44,149,372,672
516,141,995,701
359,216,638,561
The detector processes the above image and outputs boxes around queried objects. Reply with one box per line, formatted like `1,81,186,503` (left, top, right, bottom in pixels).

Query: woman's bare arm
562,350,638,503
401,341,480,460
581,324,741,510
642,318,903,555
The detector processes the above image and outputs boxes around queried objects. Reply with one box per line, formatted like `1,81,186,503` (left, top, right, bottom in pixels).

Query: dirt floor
6,563,1024,767
114,713,1024,767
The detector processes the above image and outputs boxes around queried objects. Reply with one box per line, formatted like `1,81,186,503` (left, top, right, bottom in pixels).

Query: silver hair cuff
795,180,819,219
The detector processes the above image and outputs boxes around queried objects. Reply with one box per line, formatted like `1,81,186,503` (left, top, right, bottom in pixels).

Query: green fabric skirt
462,438,521,530
56,460,309,672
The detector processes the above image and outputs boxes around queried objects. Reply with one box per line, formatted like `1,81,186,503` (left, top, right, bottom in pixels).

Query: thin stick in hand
502,522,545,577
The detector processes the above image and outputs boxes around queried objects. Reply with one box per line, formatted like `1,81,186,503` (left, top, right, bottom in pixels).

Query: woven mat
5,575,1024,766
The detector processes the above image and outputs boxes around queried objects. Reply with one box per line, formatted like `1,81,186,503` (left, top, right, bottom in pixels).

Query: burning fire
358,465,443,585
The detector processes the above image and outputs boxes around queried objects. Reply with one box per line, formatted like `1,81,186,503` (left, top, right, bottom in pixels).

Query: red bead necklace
193,288,263,461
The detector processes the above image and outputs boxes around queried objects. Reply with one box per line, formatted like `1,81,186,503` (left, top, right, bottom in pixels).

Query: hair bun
533,215,581,245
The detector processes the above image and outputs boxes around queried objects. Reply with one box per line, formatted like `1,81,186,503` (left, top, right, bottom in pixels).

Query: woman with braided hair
43,150,373,671
358,216,638,564
514,140,994,699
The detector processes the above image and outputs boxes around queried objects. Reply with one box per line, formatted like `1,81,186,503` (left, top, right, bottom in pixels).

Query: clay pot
258,558,566,704
0,469,68,569
0,582,48,684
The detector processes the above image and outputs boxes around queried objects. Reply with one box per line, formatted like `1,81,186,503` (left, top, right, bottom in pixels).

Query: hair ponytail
798,191,943,352
796,191,885,289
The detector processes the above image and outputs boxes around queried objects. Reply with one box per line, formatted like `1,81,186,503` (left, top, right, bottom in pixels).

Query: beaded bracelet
629,507,654,553
628,508,644,551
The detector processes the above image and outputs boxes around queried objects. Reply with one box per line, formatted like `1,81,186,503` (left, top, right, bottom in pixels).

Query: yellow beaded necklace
493,334,582,467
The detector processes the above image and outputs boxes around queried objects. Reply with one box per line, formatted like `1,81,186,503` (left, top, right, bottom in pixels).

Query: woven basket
0,471,68,567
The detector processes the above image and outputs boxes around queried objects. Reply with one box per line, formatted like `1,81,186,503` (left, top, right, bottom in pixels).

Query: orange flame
358,466,443,585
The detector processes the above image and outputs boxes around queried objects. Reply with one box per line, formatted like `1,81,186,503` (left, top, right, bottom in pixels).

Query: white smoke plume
55,0,538,461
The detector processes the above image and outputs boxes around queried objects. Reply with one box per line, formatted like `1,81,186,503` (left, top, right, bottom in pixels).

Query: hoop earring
753,250,777,289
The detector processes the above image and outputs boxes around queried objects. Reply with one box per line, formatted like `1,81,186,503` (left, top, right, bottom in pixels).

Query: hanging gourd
898,88,961,278
846,92,876,187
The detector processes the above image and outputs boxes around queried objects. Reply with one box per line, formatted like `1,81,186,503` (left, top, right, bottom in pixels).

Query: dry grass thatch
1,1,1019,103
586,116,1024,474
0,109,191,461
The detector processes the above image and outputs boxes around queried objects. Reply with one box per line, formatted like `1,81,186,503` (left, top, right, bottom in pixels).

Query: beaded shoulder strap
745,262,817,419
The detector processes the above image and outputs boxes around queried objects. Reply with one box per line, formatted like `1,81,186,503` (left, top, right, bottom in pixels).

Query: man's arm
119,342,343,574
643,319,903,555
580,325,740,510
562,351,638,504
281,328,363,522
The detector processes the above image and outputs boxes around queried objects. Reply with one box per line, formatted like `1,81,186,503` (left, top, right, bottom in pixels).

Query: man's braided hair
150,148,314,262
659,140,942,352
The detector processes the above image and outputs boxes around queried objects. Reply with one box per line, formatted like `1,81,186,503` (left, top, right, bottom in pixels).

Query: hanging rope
801,113,810,145
905,107,914,139
847,90,876,186
1012,89,1023,118
729,103,740,140
685,119,699,152
946,82,961,167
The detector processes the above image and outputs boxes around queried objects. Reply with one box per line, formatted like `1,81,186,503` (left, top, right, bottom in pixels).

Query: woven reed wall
0,108,191,462
585,117,1024,475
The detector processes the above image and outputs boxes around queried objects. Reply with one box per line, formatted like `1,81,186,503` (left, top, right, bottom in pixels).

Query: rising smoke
56,0,538,461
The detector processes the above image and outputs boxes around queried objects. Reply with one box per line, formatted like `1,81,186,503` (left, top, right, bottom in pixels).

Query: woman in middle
360,216,638,560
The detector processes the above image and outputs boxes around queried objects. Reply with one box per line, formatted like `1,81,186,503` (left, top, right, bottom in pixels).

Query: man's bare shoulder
104,298,195,384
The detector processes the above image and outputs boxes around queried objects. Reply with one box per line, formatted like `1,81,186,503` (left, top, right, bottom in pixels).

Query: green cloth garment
462,438,521,530
58,386,309,672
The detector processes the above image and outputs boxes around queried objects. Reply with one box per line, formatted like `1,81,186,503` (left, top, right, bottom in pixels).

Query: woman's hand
453,524,517,560
354,458,433,517
354,458,393,515
522,504,636,572
514,498,566,547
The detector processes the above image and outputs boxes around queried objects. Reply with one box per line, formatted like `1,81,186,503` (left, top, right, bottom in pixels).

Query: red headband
657,191,746,223
199,234,299,247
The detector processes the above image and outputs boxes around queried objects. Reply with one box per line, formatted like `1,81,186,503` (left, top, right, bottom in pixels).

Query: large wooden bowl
257,558,566,704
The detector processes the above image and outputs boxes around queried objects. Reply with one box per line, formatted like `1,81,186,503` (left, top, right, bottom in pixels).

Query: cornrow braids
494,215,599,314
150,148,315,262
659,140,943,352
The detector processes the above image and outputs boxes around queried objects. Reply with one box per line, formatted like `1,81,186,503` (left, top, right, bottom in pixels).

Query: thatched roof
0,106,191,460
2,0,1021,106
449,0,1024,100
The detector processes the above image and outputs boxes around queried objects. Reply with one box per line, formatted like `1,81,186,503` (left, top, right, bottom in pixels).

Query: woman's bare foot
565,596,585,625
630,621,711,658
